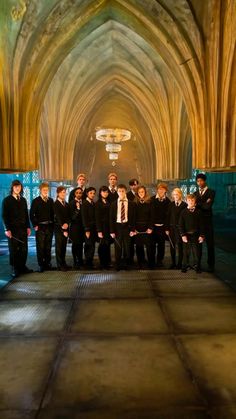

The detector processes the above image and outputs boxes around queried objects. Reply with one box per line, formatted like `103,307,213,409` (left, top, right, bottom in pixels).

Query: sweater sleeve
2,198,10,230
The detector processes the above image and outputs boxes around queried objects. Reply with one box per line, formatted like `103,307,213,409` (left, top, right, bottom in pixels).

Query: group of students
1,172,215,278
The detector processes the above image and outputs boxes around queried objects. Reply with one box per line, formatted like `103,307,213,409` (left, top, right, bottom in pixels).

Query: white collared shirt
199,186,208,196
117,198,128,223
155,193,166,201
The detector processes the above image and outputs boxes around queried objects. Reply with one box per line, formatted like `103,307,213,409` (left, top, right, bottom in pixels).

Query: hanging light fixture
109,153,119,160
105,143,122,153
95,127,132,165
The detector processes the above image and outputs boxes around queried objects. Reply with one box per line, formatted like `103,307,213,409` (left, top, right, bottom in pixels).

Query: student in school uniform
69,187,84,269
2,180,32,278
95,186,111,269
194,173,215,272
127,178,139,264
54,186,71,271
134,186,153,269
110,184,136,270
151,183,171,267
165,188,187,269
30,182,54,272
107,172,119,203
127,178,139,201
81,187,97,269
179,194,204,273
69,173,87,202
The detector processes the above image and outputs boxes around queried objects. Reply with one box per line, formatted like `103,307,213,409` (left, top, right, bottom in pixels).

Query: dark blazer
127,190,136,201
135,201,153,231
54,200,70,231
110,200,136,234
179,208,205,237
95,199,110,236
2,195,30,231
81,199,96,231
107,189,119,203
194,188,215,218
69,199,84,242
165,201,187,230
151,196,171,225
30,196,54,227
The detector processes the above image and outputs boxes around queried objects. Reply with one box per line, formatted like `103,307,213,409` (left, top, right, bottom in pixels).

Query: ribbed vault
0,0,235,181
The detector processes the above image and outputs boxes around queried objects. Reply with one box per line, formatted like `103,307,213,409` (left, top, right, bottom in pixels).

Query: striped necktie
121,201,125,222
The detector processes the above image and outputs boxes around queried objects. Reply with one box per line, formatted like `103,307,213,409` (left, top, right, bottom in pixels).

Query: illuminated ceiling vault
0,0,235,182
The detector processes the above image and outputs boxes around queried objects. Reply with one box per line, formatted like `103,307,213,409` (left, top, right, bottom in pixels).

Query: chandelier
96,128,132,166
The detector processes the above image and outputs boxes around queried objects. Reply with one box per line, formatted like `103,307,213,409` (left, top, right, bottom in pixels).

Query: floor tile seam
1,330,236,340
34,296,80,419
1,330,236,339
149,284,213,415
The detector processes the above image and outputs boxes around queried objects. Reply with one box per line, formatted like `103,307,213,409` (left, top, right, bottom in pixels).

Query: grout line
148,275,213,418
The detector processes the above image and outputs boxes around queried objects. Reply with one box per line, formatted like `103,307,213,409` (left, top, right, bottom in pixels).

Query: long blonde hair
171,188,183,200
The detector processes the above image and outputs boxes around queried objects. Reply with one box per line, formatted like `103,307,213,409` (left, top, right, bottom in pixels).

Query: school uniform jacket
110,200,136,234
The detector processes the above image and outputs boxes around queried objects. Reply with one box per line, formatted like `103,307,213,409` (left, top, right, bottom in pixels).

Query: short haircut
157,182,168,191
196,173,206,181
108,172,118,180
10,180,23,195
74,187,83,193
39,182,49,190
77,173,86,180
117,184,127,191
56,186,66,194
186,193,196,200
129,178,139,186
86,186,96,194
171,188,183,198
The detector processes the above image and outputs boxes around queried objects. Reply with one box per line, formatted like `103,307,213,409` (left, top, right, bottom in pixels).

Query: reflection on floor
0,252,236,418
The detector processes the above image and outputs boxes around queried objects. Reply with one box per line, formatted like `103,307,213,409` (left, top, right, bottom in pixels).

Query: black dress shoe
59,266,68,272
11,269,20,279
22,266,34,274
169,263,176,269
156,261,164,268
181,267,187,273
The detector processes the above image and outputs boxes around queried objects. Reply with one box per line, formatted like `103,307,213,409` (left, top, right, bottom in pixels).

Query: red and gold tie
121,201,125,222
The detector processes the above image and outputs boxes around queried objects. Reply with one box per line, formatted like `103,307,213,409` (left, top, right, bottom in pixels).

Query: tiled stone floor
0,263,236,418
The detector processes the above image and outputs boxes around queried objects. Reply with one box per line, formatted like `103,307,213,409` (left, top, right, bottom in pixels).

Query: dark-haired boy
2,180,32,278
194,173,215,272
110,184,136,270
81,187,97,268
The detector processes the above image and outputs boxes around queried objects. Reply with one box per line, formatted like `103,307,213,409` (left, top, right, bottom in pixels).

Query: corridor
0,263,236,419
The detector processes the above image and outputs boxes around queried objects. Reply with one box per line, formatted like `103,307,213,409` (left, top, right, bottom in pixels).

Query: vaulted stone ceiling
0,0,235,182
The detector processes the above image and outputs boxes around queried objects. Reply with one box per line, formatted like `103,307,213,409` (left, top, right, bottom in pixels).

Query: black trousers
36,224,53,267
84,227,97,266
182,233,201,268
114,223,130,268
169,226,183,267
200,218,215,268
151,225,166,263
8,226,28,272
98,237,111,268
55,228,68,268
135,233,153,267
72,241,84,266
